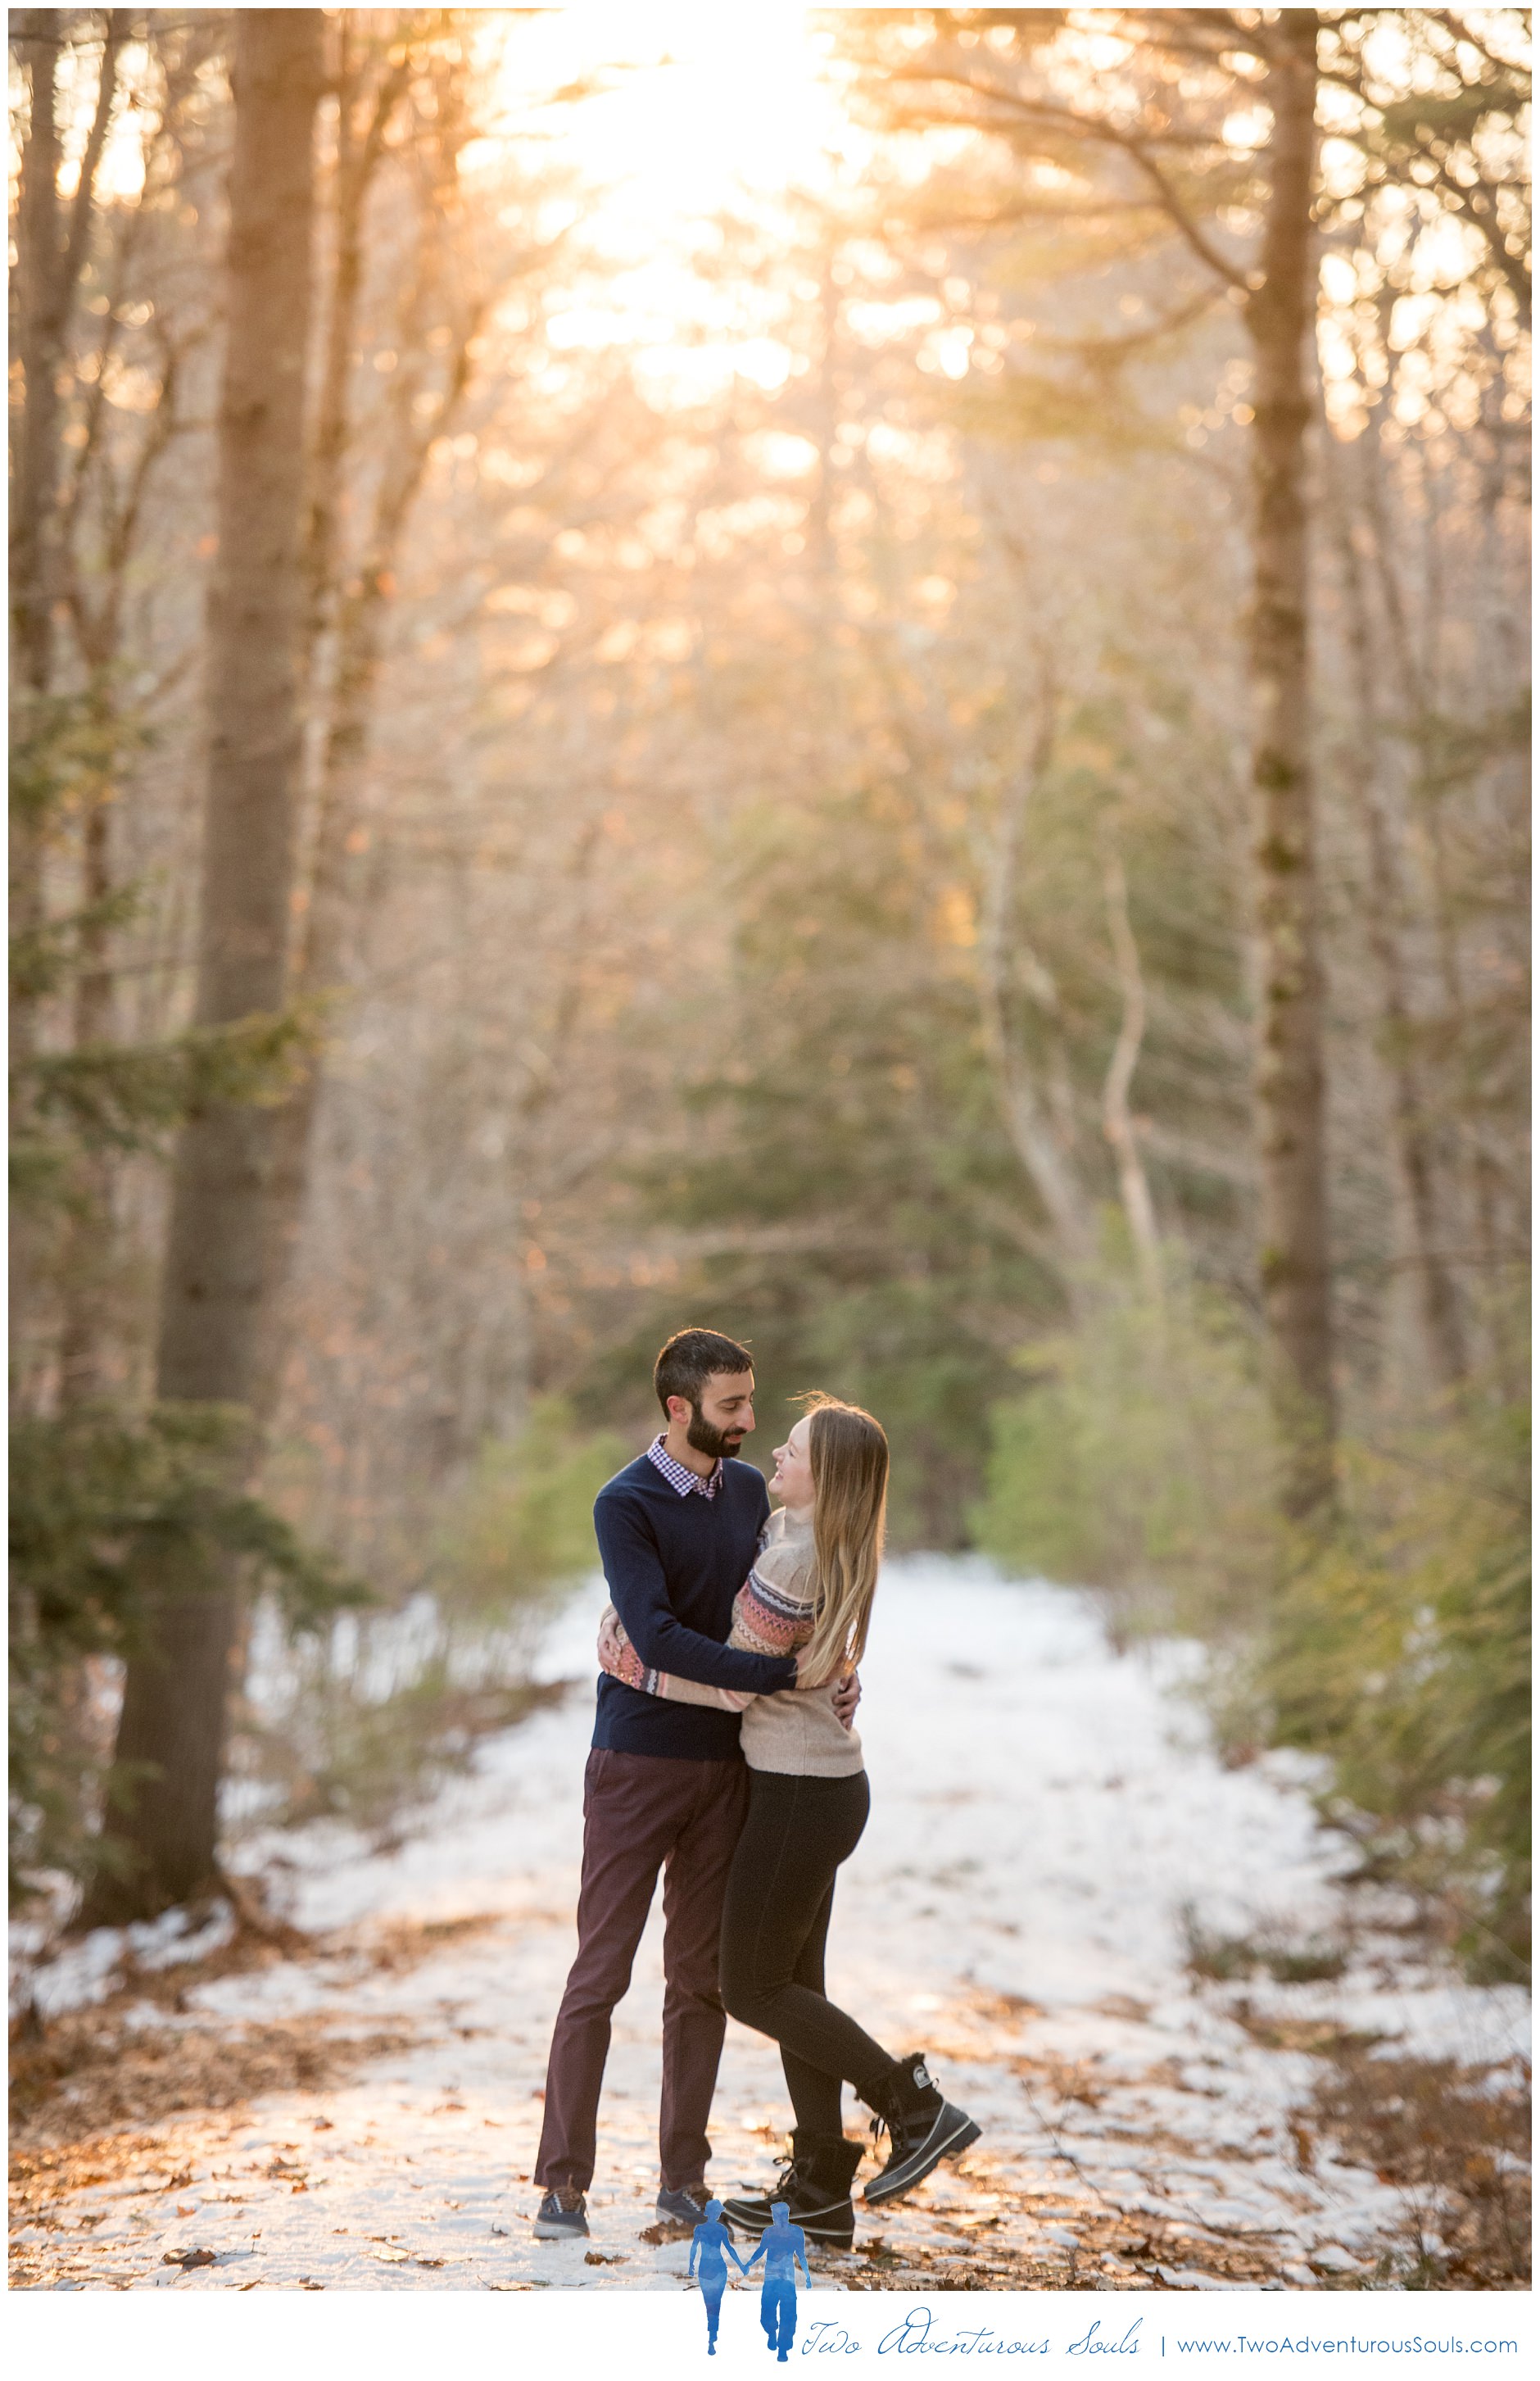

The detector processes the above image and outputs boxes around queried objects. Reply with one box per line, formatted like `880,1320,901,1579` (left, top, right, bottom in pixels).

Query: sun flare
466,7,868,401
489,3,854,228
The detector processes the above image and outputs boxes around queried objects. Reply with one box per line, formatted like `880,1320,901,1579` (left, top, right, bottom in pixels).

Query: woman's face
770,1415,815,1513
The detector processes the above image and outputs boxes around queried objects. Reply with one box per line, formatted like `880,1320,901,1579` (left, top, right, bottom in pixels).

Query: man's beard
686,1407,742,1462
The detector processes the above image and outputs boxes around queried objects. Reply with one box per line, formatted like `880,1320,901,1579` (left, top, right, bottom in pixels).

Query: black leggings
718,1767,895,2139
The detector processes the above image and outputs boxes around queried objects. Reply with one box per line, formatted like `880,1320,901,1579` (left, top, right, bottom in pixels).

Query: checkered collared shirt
646,1433,722,1501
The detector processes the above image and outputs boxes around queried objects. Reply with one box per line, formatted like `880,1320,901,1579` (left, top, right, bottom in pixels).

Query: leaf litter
10,1563,1529,2291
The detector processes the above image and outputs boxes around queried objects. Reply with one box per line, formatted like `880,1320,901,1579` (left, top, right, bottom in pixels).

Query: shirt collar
647,1433,723,1500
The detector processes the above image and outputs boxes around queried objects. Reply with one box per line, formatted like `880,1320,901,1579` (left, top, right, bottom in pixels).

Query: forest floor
10,1562,1531,2294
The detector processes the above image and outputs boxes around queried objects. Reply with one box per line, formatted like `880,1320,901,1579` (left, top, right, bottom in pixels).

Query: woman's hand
596,1605,624,1676
596,1604,632,1681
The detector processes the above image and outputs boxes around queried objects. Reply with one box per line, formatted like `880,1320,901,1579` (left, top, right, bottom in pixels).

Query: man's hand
790,1653,861,1730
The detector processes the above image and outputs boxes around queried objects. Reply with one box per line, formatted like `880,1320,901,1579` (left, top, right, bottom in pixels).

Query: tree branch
61,11,130,301
878,61,1253,291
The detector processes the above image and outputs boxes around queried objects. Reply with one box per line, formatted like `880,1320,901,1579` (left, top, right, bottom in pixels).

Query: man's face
672,1369,755,1461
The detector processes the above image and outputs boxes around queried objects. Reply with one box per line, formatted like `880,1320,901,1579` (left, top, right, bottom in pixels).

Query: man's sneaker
655,2185,729,2234
862,2053,981,2207
532,2188,589,2240
722,2131,863,2248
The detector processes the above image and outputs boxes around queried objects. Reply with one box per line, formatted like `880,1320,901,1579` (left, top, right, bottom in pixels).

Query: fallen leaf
162,2248,217,2270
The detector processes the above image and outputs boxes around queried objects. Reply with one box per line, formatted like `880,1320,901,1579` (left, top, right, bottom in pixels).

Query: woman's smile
769,1416,815,1511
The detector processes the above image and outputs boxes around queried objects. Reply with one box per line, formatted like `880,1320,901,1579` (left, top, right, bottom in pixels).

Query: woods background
8,8,1530,1989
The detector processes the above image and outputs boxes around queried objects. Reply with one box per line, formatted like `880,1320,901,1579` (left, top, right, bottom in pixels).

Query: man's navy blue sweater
591,1453,798,1760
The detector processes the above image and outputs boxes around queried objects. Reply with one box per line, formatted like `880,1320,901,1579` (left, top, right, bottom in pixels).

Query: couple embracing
532,1327,979,2252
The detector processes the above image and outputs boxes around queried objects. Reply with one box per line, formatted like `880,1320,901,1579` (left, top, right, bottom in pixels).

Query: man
741,2201,809,2363
532,1328,858,2240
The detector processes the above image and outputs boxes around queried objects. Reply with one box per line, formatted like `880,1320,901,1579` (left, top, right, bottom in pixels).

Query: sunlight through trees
9,9,1530,1975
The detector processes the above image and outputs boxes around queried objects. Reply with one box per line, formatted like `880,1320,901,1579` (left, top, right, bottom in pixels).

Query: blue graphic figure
740,2200,809,2362
689,2199,746,2356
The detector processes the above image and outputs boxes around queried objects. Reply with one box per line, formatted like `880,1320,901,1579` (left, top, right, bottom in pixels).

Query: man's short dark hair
654,1328,754,1416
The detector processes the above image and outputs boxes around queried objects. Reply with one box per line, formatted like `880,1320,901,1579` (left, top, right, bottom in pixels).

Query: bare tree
9,10,127,699
847,7,1339,1511
1320,429,1469,1390
50,23,219,1404
260,38,493,1424
9,9,128,1059
976,670,1095,1278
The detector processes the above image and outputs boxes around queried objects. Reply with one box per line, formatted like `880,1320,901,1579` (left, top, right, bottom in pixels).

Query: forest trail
11,1565,1529,2293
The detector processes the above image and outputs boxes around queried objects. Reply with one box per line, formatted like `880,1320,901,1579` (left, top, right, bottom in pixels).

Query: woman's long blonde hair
797,1395,889,1689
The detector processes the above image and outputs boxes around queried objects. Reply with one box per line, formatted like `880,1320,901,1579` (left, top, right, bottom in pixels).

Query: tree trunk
254,556,399,1432
8,11,67,1043
86,11,323,1922
9,8,126,696
976,676,1094,1287
1320,437,1467,1390
10,11,66,699
1098,827,1162,1304
57,756,118,1404
1245,11,1336,1520
805,241,840,581
1357,408,1506,1381
256,125,485,1431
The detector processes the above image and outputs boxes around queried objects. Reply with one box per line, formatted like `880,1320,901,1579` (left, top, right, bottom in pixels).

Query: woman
597,1395,980,2249
688,2197,745,2354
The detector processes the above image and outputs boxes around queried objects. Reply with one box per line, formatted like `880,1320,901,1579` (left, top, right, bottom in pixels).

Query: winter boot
862,2053,981,2206
722,2129,864,2248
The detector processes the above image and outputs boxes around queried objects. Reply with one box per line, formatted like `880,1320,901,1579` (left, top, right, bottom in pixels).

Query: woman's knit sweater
602,1507,864,1778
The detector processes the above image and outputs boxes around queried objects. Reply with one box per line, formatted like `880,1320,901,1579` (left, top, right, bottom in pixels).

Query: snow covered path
11,1562,1529,2293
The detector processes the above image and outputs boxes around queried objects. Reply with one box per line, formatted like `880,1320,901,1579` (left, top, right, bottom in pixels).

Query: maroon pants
535,1748,750,2196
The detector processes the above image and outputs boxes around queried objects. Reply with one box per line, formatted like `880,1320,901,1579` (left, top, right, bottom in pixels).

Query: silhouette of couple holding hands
689,2197,808,2361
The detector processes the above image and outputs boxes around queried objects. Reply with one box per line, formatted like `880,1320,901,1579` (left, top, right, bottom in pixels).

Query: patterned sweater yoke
736,1533,819,1658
